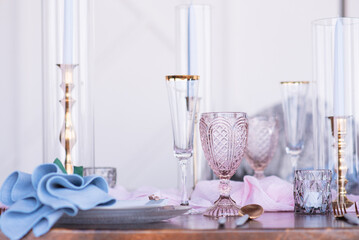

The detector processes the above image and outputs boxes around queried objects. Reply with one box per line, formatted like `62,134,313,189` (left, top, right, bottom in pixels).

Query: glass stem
254,170,265,179
289,154,300,182
179,158,189,206
219,178,231,198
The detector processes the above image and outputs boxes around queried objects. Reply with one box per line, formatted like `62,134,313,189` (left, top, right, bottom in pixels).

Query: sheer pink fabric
109,175,294,212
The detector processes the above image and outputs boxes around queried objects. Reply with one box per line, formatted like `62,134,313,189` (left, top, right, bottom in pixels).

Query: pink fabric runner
109,175,294,212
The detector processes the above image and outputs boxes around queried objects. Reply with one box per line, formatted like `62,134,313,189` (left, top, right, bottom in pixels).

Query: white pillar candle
187,4,198,97
333,18,345,116
188,4,198,75
63,0,73,64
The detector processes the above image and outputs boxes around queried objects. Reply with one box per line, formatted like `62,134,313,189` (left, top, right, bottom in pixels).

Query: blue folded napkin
0,163,116,239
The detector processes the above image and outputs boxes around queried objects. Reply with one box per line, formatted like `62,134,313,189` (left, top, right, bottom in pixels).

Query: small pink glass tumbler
199,112,248,217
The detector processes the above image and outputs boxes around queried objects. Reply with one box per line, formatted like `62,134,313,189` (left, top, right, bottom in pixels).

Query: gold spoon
240,204,264,219
235,204,263,227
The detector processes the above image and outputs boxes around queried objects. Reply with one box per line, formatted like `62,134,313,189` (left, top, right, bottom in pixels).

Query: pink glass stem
254,171,265,179
219,178,231,197
179,159,189,206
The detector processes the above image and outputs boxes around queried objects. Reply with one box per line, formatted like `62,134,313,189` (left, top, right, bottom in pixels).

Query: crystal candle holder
294,169,332,214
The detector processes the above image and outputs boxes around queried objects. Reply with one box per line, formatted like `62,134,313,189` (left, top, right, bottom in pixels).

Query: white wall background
0,0,355,190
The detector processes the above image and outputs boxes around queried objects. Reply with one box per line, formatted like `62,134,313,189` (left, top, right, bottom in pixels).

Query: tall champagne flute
280,81,309,180
200,112,248,217
166,75,199,206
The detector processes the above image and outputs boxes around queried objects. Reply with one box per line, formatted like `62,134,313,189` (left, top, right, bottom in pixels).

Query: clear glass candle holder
313,17,359,208
294,169,332,214
42,0,95,173
176,4,213,188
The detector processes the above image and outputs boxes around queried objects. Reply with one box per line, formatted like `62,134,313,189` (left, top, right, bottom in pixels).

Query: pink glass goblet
199,112,248,217
245,116,279,179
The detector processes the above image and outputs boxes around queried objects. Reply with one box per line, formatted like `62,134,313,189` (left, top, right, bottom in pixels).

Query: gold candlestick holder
329,116,353,208
58,64,78,174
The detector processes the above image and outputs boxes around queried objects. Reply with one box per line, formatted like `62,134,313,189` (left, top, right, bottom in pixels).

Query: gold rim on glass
166,75,200,81
280,81,310,85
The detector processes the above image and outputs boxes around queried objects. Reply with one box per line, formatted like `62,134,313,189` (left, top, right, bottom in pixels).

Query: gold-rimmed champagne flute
166,75,199,205
280,81,309,180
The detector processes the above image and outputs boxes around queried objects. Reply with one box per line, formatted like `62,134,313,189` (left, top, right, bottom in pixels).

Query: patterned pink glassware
245,116,279,179
199,112,248,217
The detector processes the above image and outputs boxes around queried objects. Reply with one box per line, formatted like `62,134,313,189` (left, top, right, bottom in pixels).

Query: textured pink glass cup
199,112,248,217
245,116,279,179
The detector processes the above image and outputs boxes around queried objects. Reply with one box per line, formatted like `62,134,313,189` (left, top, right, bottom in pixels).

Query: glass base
203,196,241,217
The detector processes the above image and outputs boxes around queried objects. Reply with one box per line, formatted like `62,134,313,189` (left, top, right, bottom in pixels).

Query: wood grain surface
2,212,359,240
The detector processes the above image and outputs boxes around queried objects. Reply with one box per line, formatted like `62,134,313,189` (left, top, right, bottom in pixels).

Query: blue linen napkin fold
0,163,116,239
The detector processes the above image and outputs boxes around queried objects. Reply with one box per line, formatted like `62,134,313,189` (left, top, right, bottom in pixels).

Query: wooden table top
3,212,359,239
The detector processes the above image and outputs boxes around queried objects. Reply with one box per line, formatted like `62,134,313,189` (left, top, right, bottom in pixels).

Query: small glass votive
294,169,332,214
83,167,117,188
